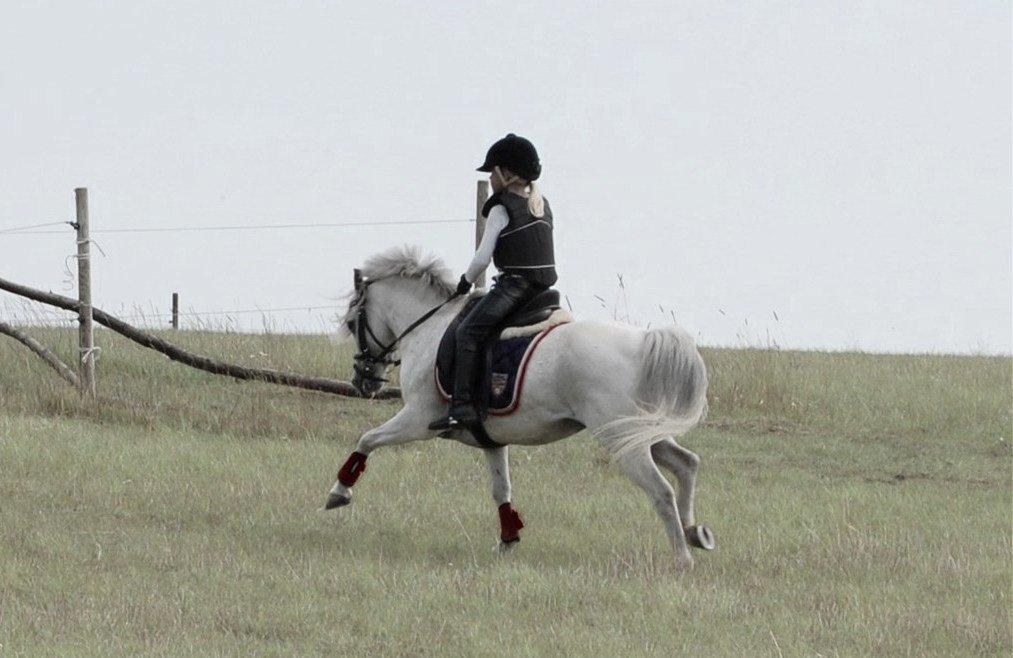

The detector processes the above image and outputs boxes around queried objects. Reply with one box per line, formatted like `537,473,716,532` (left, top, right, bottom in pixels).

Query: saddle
435,288,571,429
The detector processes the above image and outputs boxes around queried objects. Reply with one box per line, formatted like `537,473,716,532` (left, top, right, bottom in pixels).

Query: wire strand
1,298,344,324
95,218,473,233
1,218,473,236
120,304,345,320
0,221,71,234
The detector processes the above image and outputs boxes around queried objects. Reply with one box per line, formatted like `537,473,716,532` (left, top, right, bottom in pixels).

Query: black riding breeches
451,274,543,403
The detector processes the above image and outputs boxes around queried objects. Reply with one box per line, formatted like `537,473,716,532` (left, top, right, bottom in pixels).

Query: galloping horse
326,246,712,570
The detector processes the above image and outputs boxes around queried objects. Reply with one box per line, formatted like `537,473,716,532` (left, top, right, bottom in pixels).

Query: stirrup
427,415,460,432
428,405,479,433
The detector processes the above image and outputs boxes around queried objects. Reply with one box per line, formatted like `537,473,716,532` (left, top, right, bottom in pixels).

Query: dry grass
0,325,1009,656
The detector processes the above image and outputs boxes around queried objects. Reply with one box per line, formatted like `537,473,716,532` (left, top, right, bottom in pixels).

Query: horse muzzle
352,362,387,397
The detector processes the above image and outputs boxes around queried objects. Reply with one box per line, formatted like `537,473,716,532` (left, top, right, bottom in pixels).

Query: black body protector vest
482,191,557,288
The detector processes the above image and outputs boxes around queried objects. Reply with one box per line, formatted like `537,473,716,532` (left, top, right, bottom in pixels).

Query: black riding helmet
476,133,541,182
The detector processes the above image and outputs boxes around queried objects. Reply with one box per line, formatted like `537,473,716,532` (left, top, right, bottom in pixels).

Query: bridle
349,269,399,390
349,268,462,395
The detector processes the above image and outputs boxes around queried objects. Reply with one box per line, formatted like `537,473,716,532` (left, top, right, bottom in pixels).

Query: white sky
1,1,1010,354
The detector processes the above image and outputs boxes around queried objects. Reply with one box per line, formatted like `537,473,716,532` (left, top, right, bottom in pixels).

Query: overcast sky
1,1,1009,354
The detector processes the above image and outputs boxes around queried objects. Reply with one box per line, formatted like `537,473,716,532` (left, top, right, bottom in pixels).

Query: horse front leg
483,446,524,549
324,407,432,510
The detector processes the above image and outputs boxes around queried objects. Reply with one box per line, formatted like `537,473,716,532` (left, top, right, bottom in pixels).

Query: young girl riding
429,133,557,432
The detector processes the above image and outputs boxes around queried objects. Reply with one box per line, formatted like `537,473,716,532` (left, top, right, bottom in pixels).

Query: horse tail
592,326,708,460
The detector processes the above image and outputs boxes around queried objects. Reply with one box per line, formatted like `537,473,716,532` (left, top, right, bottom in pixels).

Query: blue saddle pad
435,328,556,415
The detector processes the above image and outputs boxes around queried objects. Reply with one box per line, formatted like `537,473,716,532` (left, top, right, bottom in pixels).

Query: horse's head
340,246,457,396
345,269,398,397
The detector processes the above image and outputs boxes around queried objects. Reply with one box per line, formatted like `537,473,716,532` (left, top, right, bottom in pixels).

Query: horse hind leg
483,446,524,550
615,446,694,571
651,438,699,526
651,438,714,551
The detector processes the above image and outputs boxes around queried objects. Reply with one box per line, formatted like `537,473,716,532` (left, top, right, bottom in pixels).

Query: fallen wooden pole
0,321,80,388
0,275,399,400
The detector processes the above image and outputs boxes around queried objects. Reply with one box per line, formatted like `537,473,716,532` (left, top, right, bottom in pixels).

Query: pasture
1,327,1009,656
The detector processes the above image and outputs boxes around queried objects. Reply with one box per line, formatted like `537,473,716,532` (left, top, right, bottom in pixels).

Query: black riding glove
456,274,473,296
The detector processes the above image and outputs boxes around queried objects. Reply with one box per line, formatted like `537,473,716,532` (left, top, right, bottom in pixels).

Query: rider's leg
430,274,539,429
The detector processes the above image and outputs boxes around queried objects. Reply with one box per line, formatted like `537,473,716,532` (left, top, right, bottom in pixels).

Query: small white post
474,180,490,288
75,187,96,397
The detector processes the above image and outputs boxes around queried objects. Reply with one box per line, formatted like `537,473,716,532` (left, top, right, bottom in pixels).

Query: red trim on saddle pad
434,324,561,416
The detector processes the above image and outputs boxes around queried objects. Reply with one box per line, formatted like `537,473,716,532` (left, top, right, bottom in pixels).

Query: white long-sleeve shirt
463,205,509,284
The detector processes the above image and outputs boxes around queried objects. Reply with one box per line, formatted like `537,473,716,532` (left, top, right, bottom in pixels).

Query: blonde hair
526,181,545,218
495,167,546,218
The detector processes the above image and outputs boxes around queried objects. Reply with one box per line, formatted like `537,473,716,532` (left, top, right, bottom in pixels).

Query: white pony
327,246,711,570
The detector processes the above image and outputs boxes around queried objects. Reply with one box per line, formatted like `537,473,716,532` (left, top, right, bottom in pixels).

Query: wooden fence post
474,180,489,288
171,292,179,330
75,187,96,397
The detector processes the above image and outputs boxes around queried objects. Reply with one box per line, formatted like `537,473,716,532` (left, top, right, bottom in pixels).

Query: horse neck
372,279,448,340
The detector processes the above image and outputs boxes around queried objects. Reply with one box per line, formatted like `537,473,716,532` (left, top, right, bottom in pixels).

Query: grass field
0,326,1010,656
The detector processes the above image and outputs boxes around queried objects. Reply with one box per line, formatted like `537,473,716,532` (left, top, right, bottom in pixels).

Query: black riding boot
428,343,482,432
429,274,539,433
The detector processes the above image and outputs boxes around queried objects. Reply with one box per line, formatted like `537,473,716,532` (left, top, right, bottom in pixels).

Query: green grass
1,327,1010,656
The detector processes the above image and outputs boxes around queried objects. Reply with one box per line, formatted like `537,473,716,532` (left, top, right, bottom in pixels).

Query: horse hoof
497,538,520,553
685,525,715,550
674,557,695,572
323,493,350,510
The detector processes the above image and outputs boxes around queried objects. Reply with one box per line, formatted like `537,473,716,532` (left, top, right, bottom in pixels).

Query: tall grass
0,321,1009,655
1,324,1006,444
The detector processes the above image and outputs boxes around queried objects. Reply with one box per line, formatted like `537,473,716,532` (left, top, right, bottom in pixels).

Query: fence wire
1,217,472,235
1,212,471,330
0,221,72,234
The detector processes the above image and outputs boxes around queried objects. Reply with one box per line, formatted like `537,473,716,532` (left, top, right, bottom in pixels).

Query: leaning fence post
74,187,96,397
474,180,489,288
171,292,179,330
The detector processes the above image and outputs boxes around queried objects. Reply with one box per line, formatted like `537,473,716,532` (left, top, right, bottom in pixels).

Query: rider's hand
456,274,473,296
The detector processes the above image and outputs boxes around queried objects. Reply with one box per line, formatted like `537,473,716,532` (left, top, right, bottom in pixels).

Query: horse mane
359,245,455,297
335,245,456,339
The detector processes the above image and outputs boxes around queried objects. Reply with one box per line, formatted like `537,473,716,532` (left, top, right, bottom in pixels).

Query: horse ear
353,268,363,291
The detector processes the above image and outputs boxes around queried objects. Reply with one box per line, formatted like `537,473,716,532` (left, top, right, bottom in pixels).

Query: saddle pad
435,325,559,415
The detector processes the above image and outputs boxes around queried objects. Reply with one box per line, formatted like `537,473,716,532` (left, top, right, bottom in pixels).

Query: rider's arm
464,205,508,284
